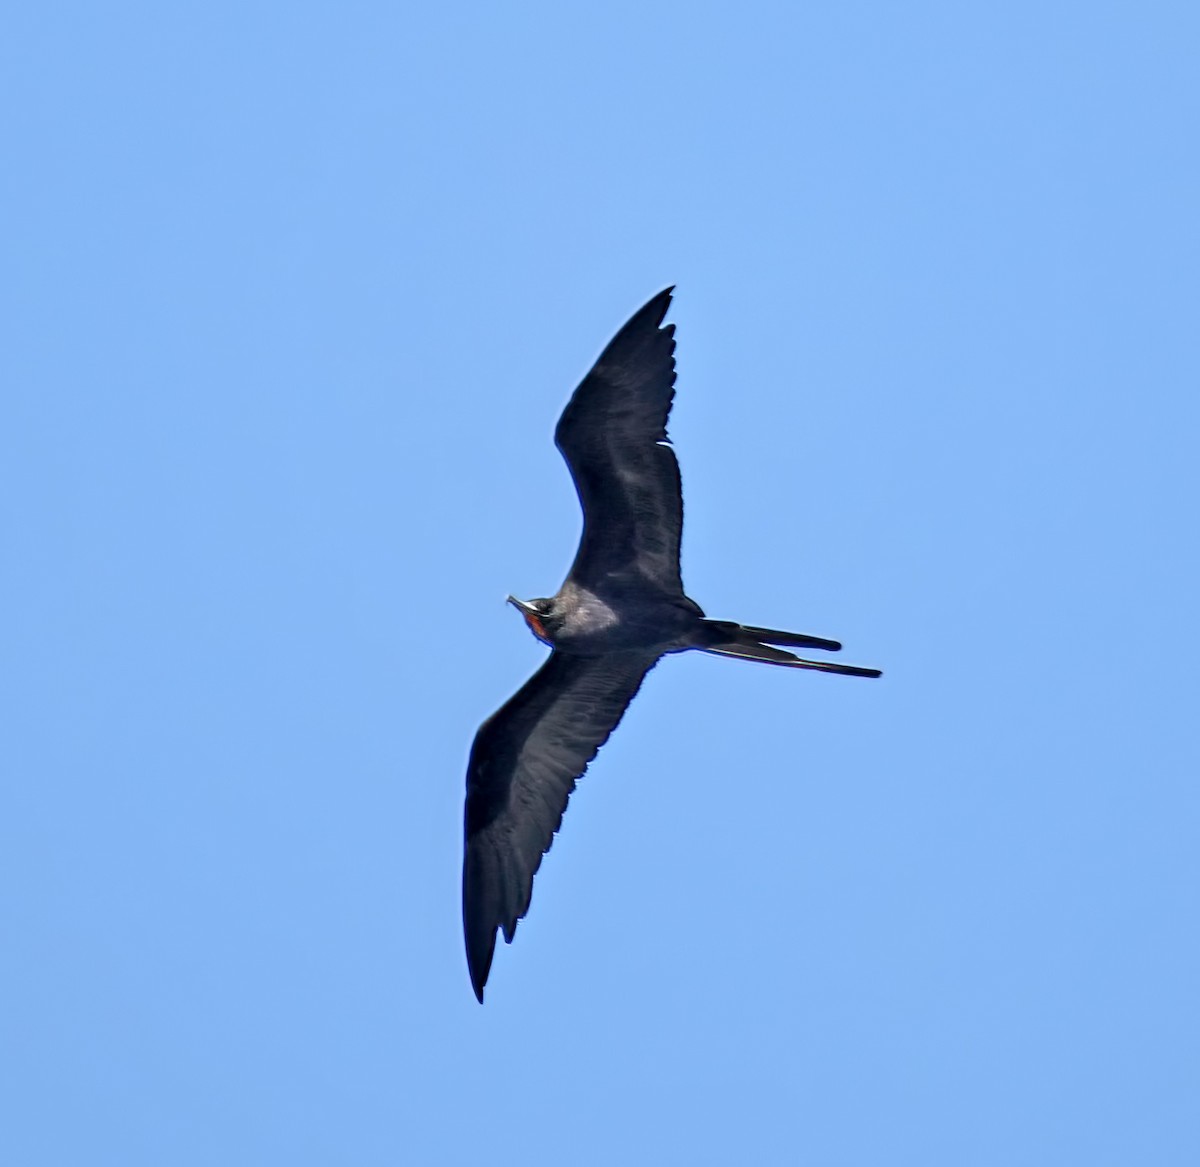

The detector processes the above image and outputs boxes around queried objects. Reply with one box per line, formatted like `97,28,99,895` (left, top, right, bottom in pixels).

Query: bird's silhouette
463,288,880,1001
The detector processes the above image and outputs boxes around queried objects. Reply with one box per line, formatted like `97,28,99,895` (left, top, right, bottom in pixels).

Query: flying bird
463,288,880,1001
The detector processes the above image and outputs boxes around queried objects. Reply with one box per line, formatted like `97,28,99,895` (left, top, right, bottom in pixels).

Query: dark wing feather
555,287,684,594
463,649,660,1001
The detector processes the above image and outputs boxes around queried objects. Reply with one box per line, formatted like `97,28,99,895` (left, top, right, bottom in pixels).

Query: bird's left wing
463,648,660,1001
555,288,684,594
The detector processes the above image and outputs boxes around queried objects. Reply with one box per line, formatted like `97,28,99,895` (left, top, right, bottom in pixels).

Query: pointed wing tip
467,914,519,1002
626,286,674,330
466,934,494,1003
463,865,499,1005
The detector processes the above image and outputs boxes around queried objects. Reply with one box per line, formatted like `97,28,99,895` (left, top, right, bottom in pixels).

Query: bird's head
507,595,559,646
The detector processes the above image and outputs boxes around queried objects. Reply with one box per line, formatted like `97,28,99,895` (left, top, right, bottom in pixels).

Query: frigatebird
463,288,880,1001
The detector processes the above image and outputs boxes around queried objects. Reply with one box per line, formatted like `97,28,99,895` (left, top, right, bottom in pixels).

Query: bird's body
463,288,880,1001
530,579,700,651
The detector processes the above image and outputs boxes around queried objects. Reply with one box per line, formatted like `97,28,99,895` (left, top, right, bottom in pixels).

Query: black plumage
463,288,880,1001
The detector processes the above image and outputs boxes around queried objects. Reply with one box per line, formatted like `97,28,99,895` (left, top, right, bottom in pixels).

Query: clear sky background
4,3,1198,1164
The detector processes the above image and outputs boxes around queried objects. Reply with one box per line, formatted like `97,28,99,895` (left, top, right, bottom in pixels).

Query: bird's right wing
463,648,660,1001
555,288,685,594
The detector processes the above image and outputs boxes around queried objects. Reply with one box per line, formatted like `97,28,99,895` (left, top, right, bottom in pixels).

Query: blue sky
3,2,1198,1164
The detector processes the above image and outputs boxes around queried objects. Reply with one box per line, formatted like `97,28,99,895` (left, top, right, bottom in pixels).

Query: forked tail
696,620,882,678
